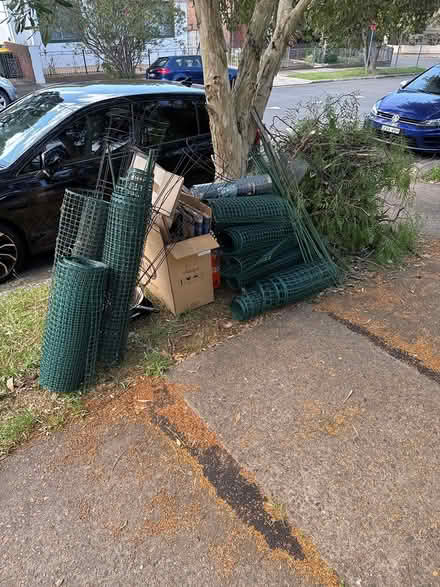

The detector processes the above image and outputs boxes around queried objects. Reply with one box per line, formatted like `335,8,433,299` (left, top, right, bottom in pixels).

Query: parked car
146,55,238,86
367,64,440,151
0,81,215,282
0,76,16,109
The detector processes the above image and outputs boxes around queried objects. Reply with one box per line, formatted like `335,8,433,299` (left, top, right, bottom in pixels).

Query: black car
0,81,214,282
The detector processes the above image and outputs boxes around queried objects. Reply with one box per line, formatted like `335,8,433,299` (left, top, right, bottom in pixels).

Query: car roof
32,80,205,106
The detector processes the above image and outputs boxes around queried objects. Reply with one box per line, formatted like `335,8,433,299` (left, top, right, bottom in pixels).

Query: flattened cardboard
152,164,183,222
170,234,218,260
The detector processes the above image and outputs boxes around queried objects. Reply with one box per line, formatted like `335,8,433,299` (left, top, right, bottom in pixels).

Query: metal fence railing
288,45,394,68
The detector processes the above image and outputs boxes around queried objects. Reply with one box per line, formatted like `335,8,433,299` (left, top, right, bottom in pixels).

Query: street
264,75,407,127
1,75,438,293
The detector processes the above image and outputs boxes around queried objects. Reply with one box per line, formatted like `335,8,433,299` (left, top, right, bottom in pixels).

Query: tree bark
195,0,314,180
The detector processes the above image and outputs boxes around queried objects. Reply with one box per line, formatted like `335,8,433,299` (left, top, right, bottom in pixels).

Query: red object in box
211,251,221,289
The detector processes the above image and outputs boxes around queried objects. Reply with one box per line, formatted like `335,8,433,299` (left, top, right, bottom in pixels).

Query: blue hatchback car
367,64,440,151
146,55,238,86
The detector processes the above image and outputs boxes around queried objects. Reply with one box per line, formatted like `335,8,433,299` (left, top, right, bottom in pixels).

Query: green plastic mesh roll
99,159,154,364
209,196,289,228
217,222,296,255
223,243,303,289
56,189,109,263
230,262,336,320
39,257,108,392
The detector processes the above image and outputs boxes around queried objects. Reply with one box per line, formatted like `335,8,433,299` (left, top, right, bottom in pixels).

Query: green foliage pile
273,94,418,264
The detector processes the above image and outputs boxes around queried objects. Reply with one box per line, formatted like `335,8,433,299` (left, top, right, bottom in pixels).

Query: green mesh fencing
230,262,337,320
223,243,303,289
191,174,272,199
99,157,154,364
209,196,289,229
217,222,296,255
56,189,109,263
39,257,108,392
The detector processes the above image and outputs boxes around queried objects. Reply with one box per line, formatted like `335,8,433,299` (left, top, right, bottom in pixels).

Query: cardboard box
140,194,218,315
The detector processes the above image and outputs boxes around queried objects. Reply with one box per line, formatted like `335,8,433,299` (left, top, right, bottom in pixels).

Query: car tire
0,89,10,111
0,222,26,283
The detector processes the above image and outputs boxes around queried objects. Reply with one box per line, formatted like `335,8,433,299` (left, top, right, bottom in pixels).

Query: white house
0,0,191,80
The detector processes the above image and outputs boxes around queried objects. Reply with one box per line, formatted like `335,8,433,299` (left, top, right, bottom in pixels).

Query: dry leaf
6,377,14,393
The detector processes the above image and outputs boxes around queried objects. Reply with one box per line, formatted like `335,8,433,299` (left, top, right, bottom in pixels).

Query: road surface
2,76,437,293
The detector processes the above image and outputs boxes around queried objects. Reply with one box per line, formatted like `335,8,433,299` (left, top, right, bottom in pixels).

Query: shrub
325,53,338,64
272,94,417,263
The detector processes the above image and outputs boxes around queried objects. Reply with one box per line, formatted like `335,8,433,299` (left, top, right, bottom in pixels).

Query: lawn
423,166,440,183
289,66,425,81
0,282,251,456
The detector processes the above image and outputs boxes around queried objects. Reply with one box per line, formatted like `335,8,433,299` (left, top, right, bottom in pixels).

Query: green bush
273,94,418,263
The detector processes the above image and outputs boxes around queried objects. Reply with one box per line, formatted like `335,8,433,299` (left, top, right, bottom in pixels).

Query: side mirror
399,80,408,90
181,76,192,87
38,147,64,179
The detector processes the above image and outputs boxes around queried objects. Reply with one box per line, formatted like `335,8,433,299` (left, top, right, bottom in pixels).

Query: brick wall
3,41,35,81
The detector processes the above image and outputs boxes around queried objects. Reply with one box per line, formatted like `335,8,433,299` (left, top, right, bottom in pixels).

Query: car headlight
423,118,440,127
370,101,380,116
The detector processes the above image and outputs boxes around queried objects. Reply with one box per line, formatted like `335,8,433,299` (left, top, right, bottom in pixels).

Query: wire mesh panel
191,174,273,199
209,196,290,229
223,243,303,289
99,160,154,364
217,222,297,255
230,262,337,320
39,257,108,392
55,189,109,264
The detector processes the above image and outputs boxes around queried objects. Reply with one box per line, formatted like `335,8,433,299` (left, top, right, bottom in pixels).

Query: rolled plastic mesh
223,244,303,289
99,160,154,364
209,196,289,228
218,222,296,255
231,262,336,320
191,174,272,199
39,257,108,392
56,189,109,264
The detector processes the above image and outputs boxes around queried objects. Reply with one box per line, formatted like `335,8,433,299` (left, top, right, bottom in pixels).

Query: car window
195,100,210,134
152,57,169,68
184,57,202,68
0,91,81,167
404,66,440,95
146,99,199,143
174,57,183,68
20,109,111,174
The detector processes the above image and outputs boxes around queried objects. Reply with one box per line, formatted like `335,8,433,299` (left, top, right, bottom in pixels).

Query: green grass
144,350,173,377
422,167,440,183
0,408,36,454
0,283,49,379
289,66,425,81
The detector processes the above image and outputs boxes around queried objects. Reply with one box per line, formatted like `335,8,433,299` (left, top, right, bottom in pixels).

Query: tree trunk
194,0,313,180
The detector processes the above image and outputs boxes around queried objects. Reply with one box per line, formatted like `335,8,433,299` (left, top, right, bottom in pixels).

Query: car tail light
156,67,170,74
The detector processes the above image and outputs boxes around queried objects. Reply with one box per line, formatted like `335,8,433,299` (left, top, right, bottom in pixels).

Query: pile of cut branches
271,94,418,263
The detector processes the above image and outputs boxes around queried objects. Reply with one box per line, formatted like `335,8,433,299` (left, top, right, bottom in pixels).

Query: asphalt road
263,75,406,127
1,75,437,293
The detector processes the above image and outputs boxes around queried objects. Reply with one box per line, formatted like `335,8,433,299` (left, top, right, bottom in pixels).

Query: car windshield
0,91,81,167
403,66,440,95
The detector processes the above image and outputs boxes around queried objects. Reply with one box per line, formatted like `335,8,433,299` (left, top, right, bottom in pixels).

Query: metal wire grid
223,244,303,289
55,189,110,264
230,262,337,320
39,257,108,392
217,222,296,255
209,196,290,229
99,162,154,364
191,174,273,199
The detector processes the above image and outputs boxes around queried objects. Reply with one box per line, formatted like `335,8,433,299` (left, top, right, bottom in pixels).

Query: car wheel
0,223,26,283
0,89,10,111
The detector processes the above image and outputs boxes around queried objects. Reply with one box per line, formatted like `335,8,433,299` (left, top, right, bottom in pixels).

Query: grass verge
0,284,255,457
289,66,425,81
422,166,440,183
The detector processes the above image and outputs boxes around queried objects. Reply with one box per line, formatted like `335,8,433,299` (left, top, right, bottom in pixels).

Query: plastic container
211,250,221,289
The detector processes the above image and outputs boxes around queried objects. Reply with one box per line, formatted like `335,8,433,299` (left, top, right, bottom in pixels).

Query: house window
49,30,80,43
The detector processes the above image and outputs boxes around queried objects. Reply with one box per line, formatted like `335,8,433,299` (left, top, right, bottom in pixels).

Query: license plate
381,124,400,135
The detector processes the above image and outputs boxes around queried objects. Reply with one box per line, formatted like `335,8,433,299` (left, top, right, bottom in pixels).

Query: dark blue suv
146,55,238,86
